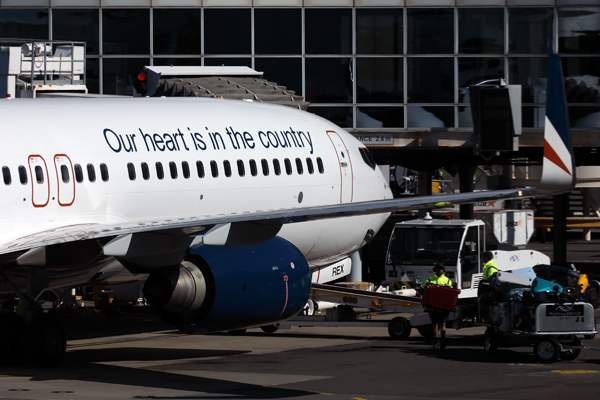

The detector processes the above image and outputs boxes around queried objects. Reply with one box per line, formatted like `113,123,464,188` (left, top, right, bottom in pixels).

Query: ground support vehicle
482,300,598,363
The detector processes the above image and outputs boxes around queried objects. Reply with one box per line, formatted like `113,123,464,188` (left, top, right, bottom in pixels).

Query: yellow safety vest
426,274,453,287
482,260,498,280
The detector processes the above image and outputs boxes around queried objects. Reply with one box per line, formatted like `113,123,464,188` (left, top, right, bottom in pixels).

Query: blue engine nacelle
143,236,311,331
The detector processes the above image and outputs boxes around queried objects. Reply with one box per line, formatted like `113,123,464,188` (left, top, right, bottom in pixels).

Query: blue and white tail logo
536,54,576,195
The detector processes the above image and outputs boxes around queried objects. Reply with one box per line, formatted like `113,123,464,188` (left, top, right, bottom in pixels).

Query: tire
303,299,316,316
483,327,498,355
26,314,66,367
560,337,582,361
534,338,560,364
0,313,26,366
388,317,411,340
260,325,278,333
227,329,247,336
417,324,434,339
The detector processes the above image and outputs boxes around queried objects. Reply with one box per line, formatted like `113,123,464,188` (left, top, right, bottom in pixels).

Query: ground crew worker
482,251,498,281
424,265,453,349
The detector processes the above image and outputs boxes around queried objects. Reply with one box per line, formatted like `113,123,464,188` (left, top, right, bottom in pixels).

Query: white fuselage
0,97,391,270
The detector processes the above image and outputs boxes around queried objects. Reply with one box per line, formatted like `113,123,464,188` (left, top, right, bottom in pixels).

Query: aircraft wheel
303,299,317,316
227,329,247,336
534,338,560,364
388,317,411,340
260,325,278,333
560,337,582,361
483,327,498,355
0,313,26,366
417,324,434,339
26,314,66,367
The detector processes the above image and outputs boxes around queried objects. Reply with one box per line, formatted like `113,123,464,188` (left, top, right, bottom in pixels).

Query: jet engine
143,236,311,331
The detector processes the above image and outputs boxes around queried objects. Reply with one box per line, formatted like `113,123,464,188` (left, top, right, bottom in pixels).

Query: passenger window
19,166,28,184
141,162,150,180
237,160,245,177
249,159,257,176
306,158,314,174
60,165,70,183
156,162,164,180
2,166,11,185
127,163,136,181
210,160,218,178
261,159,269,176
273,159,281,176
196,161,205,178
317,157,324,174
284,158,292,175
295,158,303,175
35,165,44,184
100,163,109,182
182,161,190,179
87,164,96,182
223,160,232,177
169,161,178,179
74,164,83,183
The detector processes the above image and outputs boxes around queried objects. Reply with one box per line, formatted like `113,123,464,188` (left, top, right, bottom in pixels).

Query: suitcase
422,283,459,311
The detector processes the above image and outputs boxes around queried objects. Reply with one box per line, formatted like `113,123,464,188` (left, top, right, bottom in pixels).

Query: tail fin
535,53,576,195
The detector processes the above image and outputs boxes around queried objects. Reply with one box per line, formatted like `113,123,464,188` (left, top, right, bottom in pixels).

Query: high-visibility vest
483,260,498,280
426,274,453,287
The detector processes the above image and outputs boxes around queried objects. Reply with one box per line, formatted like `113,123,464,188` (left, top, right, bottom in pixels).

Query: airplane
0,54,573,367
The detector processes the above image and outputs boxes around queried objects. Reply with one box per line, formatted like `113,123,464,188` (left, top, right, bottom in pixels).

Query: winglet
535,54,576,195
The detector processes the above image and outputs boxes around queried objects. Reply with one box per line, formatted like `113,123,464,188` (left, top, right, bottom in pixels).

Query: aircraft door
326,130,354,203
28,155,50,208
459,226,481,291
54,154,75,206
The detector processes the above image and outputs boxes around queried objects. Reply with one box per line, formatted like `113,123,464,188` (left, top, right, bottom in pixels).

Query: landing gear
260,325,279,333
0,313,26,366
26,314,66,367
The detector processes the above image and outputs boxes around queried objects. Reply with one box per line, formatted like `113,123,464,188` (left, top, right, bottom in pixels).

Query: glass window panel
255,58,302,96
169,161,178,179
2,167,11,186
356,8,403,55
0,9,48,40
203,57,251,68
284,158,292,175
182,161,190,179
35,166,44,184
317,157,324,174
508,8,553,54
255,9,301,54
458,57,505,101
53,9,99,55
153,58,202,66
559,8,600,54
196,161,205,178
249,159,257,176
153,9,200,55
61,165,70,183
407,58,454,103
308,107,352,128
156,162,164,180
407,106,454,128
508,57,547,103
127,163,136,181
205,9,250,55
100,163,109,182
458,105,473,128
141,162,150,180
295,158,303,175
261,159,269,176
273,159,281,176
305,58,353,103
86,58,100,95
562,57,600,128
223,160,231,177
210,160,218,178
103,9,149,55
74,164,83,183
306,158,314,174
356,107,404,128
237,160,245,177
458,8,504,54
102,58,149,95
87,164,96,182
19,166,28,185
305,9,352,54
357,58,403,103
407,9,453,55
522,106,546,128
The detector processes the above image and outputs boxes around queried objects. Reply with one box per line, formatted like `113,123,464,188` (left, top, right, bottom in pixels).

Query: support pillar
417,170,432,218
553,193,568,266
458,164,477,220
583,188,591,241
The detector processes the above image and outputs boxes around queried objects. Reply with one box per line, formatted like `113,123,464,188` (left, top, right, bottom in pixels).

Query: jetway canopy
145,66,309,111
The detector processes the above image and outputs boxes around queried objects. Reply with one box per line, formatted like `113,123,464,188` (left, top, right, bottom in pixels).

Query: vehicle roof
393,218,485,227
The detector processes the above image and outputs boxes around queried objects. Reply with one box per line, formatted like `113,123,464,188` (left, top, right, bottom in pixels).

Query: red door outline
326,130,354,203
28,155,50,208
54,154,75,206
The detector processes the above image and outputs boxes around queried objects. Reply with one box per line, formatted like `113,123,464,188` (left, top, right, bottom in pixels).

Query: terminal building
1,1,599,240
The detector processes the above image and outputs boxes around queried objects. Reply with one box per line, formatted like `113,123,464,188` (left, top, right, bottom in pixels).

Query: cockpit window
359,147,377,170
